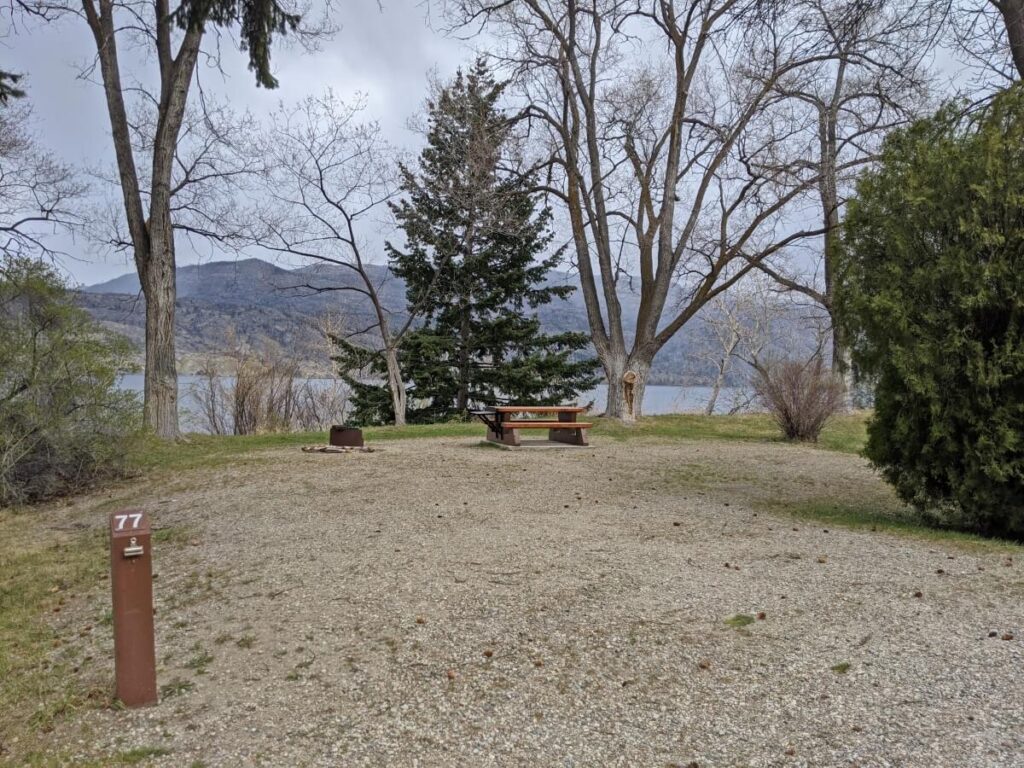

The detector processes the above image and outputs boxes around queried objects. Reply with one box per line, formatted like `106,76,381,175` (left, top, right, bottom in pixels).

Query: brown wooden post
109,509,158,707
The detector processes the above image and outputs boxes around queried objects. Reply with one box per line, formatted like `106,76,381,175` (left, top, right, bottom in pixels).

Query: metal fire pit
329,425,364,447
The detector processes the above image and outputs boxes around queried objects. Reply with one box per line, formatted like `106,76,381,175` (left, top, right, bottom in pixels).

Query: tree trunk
456,301,471,413
601,353,652,422
384,346,407,427
817,101,855,410
831,321,856,408
81,1,202,439
139,236,179,439
705,358,729,416
1002,0,1024,80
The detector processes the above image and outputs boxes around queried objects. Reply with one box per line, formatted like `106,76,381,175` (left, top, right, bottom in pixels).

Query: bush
190,342,349,435
838,85,1024,539
753,354,844,442
0,257,140,505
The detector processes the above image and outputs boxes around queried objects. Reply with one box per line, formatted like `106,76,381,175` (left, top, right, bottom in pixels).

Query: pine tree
345,59,597,424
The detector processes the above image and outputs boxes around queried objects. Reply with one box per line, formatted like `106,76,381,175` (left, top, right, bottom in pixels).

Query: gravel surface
43,437,1024,766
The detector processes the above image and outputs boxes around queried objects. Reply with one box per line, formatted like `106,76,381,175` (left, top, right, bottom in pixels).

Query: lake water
118,375,743,431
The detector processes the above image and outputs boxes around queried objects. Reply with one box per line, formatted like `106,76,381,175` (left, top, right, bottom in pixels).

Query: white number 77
114,513,143,531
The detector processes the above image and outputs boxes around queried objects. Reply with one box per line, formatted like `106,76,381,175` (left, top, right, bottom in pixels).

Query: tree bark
600,353,652,422
705,352,734,416
1001,0,1024,79
139,227,179,436
384,346,407,427
817,96,857,408
456,300,471,413
81,0,203,438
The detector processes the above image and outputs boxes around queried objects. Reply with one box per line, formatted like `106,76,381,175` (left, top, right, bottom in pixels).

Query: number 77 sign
109,509,157,707
112,511,144,531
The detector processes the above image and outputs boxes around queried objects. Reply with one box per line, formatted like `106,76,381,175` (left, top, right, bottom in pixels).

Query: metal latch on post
123,537,144,558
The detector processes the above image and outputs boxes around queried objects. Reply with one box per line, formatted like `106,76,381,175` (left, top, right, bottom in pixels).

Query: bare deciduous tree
697,273,779,415
451,0,842,420
0,102,81,258
91,97,264,257
17,0,323,438
950,0,1024,82
250,95,416,425
752,0,937,393
996,0,1024,76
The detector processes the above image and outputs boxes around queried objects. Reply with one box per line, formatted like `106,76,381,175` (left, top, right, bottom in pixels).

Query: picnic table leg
549,411,588,446
486,413,520,446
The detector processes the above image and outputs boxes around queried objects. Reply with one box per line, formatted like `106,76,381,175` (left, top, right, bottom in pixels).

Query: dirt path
44,438,1024,766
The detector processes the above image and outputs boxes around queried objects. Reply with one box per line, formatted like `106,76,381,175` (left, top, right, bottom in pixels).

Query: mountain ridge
76,257,727,384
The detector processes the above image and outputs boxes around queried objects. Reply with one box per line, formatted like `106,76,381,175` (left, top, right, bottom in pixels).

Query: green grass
594,412,868,453
765,498,1021,552
0,512,109,756
152,525,194,546
36,747,173,768
130,411,871,474
159,677,194,698
130,421,484,473
184,646,214,674
111,747,172,765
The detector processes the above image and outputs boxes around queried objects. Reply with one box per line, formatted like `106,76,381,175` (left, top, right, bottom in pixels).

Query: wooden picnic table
470,405,593,447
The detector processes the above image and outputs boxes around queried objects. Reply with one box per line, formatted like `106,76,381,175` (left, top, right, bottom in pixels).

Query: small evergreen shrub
839,85,1024,539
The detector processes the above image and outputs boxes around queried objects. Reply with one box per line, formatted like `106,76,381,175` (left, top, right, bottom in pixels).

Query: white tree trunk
384,346,407,427
705,362,727,416
601,353,652,422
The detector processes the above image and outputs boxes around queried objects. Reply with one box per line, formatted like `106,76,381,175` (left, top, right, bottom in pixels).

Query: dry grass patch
0,510,109,757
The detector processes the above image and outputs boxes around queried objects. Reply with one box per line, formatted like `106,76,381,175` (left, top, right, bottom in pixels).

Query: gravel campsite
9,429,1023,767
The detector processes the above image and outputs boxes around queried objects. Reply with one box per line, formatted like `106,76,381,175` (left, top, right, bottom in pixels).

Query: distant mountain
76,257,779,384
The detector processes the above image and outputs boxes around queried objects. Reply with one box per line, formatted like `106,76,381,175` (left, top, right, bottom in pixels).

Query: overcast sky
4,1,473,285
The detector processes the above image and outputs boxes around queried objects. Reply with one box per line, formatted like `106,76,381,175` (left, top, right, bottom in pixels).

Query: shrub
190,343,349,435
0,257,140,505
838,85,1024,539
753,355,844,442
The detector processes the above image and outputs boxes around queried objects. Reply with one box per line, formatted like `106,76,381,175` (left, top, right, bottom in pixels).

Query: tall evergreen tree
341,60,597,424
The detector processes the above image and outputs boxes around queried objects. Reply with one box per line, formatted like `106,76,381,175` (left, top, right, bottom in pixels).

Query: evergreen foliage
0,71,25,104
838,85,1024,539
337,60,597,424
0,257,140,505
173,0,300,88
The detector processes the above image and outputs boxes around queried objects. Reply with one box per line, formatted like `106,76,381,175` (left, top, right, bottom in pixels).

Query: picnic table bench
470,406,592,447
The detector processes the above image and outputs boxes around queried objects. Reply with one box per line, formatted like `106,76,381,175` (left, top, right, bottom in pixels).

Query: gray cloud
4,1,472,284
